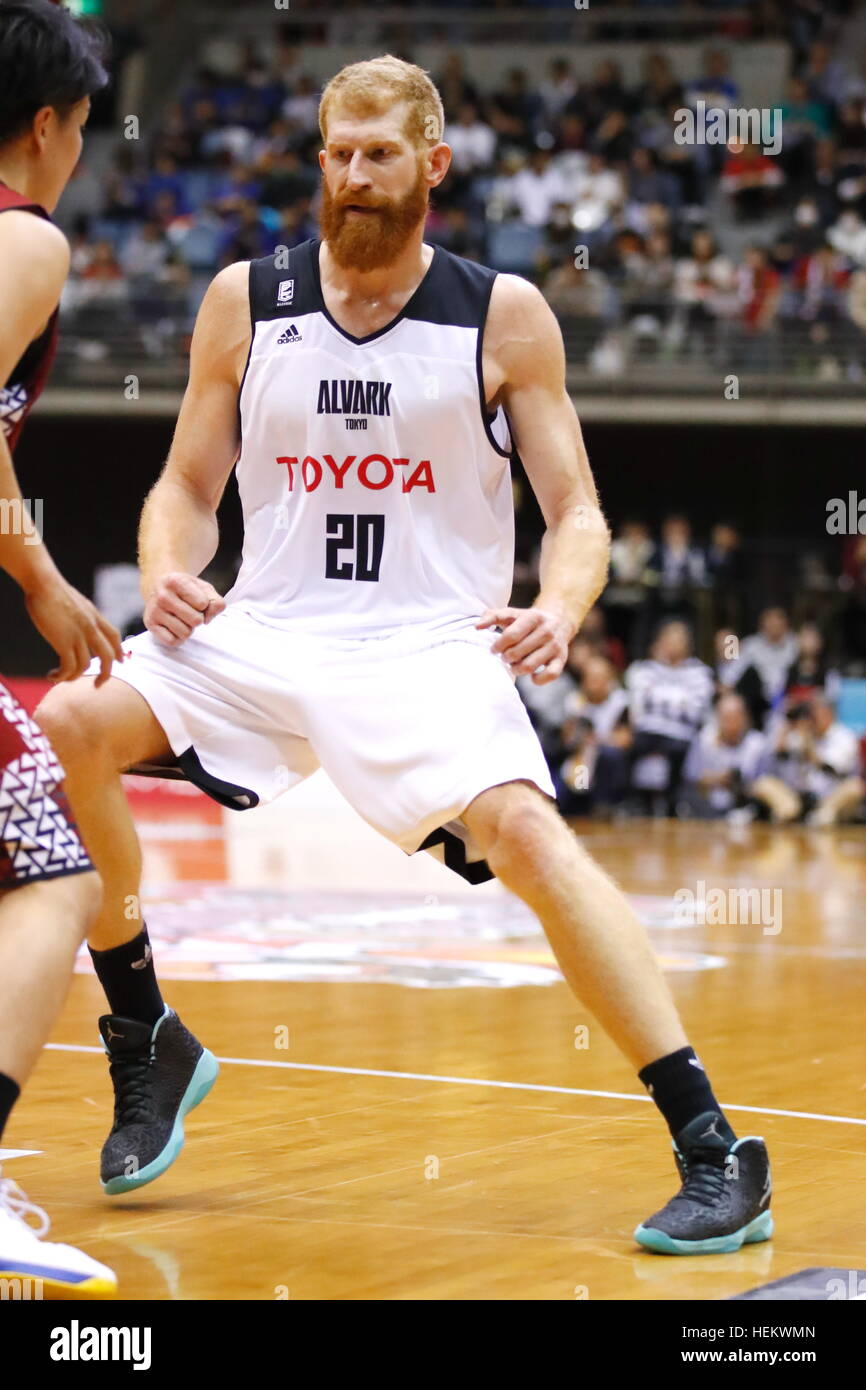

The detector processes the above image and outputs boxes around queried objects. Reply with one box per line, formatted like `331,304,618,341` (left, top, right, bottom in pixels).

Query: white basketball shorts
94,606,555,882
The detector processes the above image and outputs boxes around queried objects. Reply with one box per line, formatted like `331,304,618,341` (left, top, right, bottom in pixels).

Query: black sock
638,1046,735,1145
89,925,164,1026
0,1071,21,1145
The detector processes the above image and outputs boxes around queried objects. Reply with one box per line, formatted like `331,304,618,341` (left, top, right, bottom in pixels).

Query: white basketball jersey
226,238,515,635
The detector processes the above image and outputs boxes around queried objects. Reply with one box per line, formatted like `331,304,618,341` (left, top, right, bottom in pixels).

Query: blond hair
318,54,444,150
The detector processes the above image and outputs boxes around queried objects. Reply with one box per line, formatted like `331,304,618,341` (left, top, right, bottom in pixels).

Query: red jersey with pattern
0,181,60,451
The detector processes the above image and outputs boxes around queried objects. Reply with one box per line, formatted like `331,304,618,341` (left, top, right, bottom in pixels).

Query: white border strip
45,1044,866,1128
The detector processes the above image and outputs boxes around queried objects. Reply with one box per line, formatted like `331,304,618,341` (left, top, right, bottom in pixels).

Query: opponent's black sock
89,925,164,1026
0,1071,21,1145
638,1046,736,1145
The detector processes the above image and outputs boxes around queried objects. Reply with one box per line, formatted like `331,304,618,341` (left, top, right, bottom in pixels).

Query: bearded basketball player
38,56,772,1255
0,0,121,1294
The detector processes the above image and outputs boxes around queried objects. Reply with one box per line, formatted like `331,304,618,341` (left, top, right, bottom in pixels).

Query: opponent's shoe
0,1172,117,1297
99,1006,219,1195
634,1111,773,1255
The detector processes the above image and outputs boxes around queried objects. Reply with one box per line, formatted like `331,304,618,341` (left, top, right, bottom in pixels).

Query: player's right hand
144,573,226,648
25,574,124,687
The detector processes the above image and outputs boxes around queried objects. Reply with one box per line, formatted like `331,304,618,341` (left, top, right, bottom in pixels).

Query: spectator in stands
604,520,654,655
139,154,190,222
736,245,783,365
681,692,769,821
578,604,627,674
685,47,740,109
554,656,632,817
800,40,846,110
754,696,864,824
779,75,834,182
835,98,866,164
259,147,318,210
80,240,125,291
714,626,771,730
517,634,589,759
273,201,317,253
542,257,610,362
722,142,785,221
241,60,287,133
784,196,829,258
152,102,200,170
120,219,170,279
282,73,321,135
784,622,840,705
646,514,707,631
674,229,737,357
437,51,480,120
218,199,273,265
445,101,497,199
581,59,630,129
592,108,633,164
540,57,579,126
488,67,542,148
553,111,588,164
739,607,799,705
627,146,681,212
793,241,852,369
571,151,625,238
633,51,682,117
499,146,570,227
842,51,866,105
803,137,843,225
827,207,866,265
706,522,745,630
625,619,715,815
616,228,676,349
428,204,482,259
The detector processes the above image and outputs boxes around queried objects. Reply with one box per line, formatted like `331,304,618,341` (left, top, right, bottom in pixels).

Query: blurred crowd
56,2,866,378
516,519,866,824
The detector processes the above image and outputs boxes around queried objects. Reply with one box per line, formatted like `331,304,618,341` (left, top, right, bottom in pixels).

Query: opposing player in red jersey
0,0,122,1295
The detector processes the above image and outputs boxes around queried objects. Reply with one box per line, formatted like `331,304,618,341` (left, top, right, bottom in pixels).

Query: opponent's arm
0,213,69,593
0,211,122,683
138,260,251,646
477,275,610,685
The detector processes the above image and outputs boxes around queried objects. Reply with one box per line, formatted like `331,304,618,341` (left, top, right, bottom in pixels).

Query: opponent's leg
36,677,219,1194
0,874,100,1083
0,862,116,1292
461,780,772,1255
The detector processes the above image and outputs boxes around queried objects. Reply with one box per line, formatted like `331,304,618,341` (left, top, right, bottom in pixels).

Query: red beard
318,164,430,270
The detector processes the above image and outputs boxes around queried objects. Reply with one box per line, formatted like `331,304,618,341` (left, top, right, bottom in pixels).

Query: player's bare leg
0,870,118,1295
461,779,773,1255
37,677,169,951
36,678,219,1195
0,873,100,1081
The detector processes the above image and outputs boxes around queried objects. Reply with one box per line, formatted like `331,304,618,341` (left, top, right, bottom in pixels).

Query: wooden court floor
4,810,866,1301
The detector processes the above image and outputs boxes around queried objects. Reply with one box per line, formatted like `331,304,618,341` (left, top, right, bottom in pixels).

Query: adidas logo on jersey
277,324,302,345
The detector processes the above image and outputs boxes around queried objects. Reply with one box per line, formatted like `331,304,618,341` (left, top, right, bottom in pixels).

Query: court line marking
45,1043,866,1128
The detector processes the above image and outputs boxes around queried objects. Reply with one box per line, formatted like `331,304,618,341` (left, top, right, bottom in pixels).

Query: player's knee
63,868,104,936
36,682,116,773
482,788,564,887
17,869,103,944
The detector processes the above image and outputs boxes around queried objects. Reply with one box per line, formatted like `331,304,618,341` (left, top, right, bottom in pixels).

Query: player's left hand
476,605,572,685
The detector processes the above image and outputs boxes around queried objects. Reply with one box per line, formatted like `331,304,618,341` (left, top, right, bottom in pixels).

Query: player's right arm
138,260,251,646
0,211,123,684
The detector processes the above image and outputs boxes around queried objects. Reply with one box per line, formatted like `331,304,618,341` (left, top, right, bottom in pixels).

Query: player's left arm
477,275,610,686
